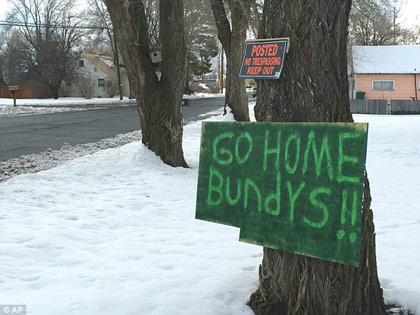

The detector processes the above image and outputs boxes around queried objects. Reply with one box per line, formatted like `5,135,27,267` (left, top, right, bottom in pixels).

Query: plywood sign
239,38,289,79
195,122,368,266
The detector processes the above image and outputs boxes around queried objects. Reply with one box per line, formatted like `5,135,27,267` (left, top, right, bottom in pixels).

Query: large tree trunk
210,0,250,121
185,62,190,92
51,84,60,99
248,0,386,314
104,0,187,167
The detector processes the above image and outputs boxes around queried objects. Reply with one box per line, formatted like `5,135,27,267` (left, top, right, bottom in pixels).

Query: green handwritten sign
195,122,368,266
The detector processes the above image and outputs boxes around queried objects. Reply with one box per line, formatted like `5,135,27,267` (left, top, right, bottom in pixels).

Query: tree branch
210,0,232,54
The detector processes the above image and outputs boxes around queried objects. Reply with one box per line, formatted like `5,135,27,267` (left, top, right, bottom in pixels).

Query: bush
105,78,119,98
76,73,95,99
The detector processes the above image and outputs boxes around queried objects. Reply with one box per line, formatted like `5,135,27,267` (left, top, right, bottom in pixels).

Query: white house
61,53,130,98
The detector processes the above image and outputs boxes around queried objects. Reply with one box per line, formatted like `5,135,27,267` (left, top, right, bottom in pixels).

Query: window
94,67,97,72
98,78,105,87
79,59,84,67
372,80,394,90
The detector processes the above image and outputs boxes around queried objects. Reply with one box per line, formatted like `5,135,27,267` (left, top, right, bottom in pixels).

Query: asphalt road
0,97,225,161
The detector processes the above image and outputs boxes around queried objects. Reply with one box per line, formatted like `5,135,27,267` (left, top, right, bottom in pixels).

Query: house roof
82,53,117,79
352,45,420,74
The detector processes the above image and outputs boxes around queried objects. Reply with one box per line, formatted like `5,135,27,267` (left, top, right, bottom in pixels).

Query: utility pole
221,48,224,94
114,32,123,101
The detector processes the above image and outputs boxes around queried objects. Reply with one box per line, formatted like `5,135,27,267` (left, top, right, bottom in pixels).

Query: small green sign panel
195,122,368,267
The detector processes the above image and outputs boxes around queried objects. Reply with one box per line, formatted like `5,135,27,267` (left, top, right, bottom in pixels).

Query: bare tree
0,59,4,84
184,0,218,92
143,0,160,48
7,0,82,98
105,77,118,98
83,0,115,57
248,0,386,314
104,0,188,167
410,24,420,44
248,0,263,37
0,29,27,84
83,0,161,55
349,0,406,45
210,0,252,121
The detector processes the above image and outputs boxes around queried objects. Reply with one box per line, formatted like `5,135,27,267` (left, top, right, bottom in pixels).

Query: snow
0,131,142,182
353,45,420,74
0,97,136,107
100,57,115,68
198,83,210,90
0,105,419,314
0,97,137,118
183,92,224,100
353,114,420,313
0,104,100,118
0,93,224,118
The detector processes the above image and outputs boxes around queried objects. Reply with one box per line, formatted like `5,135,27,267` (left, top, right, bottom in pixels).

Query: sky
0,0,419,28
0,0,86,20
399,0,420,28
0,0,11,20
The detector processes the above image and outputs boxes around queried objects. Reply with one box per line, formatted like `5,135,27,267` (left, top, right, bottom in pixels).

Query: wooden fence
350,100,420,115
350,100,388,114
0,83,54,99
390,100,420,114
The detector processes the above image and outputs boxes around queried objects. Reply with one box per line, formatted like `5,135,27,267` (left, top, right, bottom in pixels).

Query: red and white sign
239,38,289,79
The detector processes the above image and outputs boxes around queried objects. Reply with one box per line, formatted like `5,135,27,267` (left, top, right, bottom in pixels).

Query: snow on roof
352,45,420,74
99,57,115,68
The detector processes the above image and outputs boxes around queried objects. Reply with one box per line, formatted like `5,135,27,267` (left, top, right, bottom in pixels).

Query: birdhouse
149,50,162,64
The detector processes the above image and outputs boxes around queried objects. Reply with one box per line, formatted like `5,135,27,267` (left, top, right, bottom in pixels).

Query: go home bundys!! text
195,122,368,266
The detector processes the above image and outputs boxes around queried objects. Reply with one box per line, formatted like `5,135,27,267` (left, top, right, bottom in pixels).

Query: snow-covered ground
0,93,223,118
0,103,104,118
0,97,136,118
357,114,420,314
183,92,225,100
0,131,142,183
0,106,419,314
0,97,137,107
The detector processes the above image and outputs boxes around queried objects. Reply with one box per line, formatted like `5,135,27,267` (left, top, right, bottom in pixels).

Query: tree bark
104,0,187,167
210,0,250,121
248,1,386,314
51,85,60,100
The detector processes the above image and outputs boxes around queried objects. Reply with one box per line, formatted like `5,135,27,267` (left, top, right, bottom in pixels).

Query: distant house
62,53,130,98
351,45,420,104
